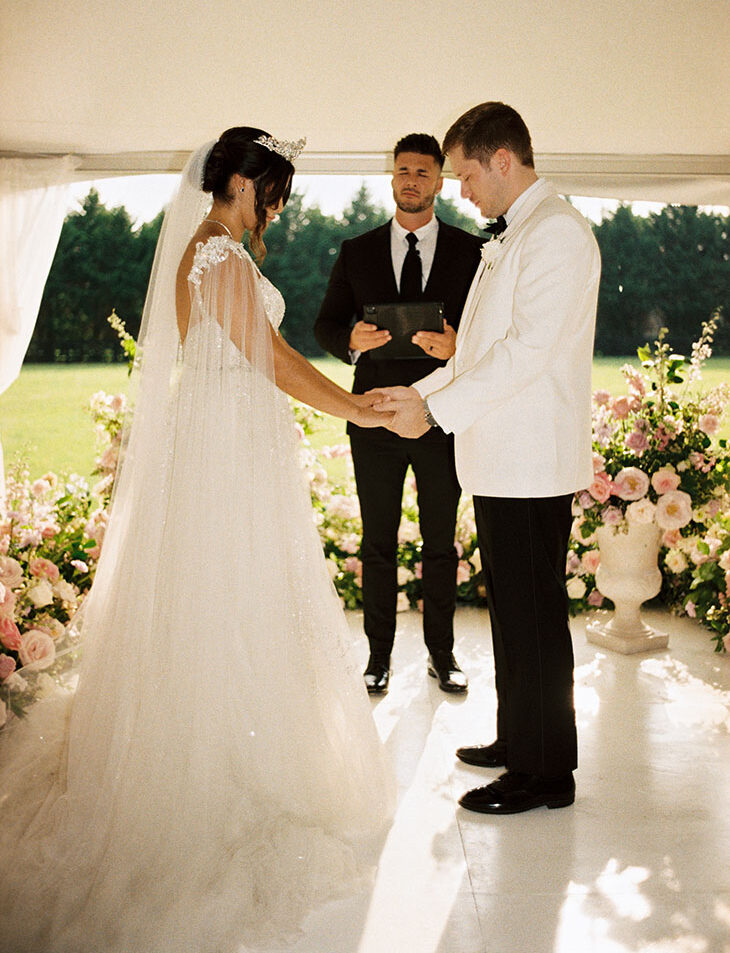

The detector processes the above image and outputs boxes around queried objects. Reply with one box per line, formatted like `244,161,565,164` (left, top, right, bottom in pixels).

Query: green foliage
30,188,730,363
27,191,162,363
593,205,730,356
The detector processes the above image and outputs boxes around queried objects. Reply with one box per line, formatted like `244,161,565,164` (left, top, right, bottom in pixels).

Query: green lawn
1,356,728,483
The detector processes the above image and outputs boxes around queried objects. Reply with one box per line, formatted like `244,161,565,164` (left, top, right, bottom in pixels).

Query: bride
0,128,394,952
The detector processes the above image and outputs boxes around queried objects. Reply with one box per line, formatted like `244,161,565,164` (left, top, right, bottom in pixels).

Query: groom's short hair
443,102,534,169
393,133,445,169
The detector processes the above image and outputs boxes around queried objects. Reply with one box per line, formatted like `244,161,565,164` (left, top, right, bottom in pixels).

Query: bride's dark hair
202,126,294,259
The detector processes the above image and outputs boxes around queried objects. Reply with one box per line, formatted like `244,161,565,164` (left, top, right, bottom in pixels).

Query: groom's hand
368,386,430,439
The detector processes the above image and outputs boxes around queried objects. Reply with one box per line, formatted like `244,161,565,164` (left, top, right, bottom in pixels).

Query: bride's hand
349,393,394,428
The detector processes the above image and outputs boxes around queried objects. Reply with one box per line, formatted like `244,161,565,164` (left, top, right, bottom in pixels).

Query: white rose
664,549,689,574
470,548,482,573
53,579,77,605
626,498,657,524
566,577,587,599
26,580,54,608
39,618,66,641
3,672,28,692
397,566,414,586
34,672,57,699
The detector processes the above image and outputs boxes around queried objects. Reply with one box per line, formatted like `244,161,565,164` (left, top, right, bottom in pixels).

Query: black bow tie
483,215,507,238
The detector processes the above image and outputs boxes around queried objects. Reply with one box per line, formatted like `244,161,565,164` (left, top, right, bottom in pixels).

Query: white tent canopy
1,0,728,205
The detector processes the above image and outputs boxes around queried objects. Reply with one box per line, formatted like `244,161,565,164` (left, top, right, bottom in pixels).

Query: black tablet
363,301,445,359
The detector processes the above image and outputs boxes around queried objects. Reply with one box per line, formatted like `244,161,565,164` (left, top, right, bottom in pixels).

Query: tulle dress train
0,236,394,952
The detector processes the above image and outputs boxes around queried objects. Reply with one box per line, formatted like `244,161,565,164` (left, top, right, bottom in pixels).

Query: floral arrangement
291,404,484,611
568,316,730,651
4,316,729,724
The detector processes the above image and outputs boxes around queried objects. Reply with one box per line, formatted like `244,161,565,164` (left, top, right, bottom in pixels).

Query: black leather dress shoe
458,770,575,814
427,652,468,693
456,740,507,768
363,655,391,695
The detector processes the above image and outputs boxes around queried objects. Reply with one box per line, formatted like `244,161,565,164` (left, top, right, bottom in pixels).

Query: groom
373,103,601,814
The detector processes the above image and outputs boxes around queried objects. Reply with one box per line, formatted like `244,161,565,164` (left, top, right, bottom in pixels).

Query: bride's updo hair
203,126,294,259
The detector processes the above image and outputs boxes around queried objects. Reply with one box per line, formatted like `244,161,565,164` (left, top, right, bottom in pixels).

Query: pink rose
0,617,22,652
651,469,681,495
625,429,649,454
587,589,605,607
18,629,56,671
684,601,697,619
0,585,16,618
611,396,631,419
577,491,595,509
580,549,601,575
698,414,720,436
0,555,23,590
704,499,722,519
29,557,60,583
31,478,51,497
593,390,611,407
592,451,606,472
655,490,693,531
719,550,730,572
0,653,16,680
566,551,580,573
588,473,613,503
414,561,423,580
662,528,681,547
456,561,471,585
603,506,624,526
613,467,650,501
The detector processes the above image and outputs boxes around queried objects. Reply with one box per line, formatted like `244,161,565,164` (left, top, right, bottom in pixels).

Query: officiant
314,133,482,696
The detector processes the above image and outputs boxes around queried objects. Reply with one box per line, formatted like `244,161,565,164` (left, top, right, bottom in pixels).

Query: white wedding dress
0,235,394,953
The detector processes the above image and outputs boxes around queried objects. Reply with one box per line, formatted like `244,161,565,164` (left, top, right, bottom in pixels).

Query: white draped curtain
0,154,78,495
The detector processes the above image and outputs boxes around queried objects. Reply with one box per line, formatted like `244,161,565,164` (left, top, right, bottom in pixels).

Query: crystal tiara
254,134,306,162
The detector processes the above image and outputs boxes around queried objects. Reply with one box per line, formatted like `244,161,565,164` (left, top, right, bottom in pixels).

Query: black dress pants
349,425,461,658
473,493,577,778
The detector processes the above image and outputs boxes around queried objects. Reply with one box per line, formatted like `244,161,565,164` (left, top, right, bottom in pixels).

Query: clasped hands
348,319,454,436
355,386,430,438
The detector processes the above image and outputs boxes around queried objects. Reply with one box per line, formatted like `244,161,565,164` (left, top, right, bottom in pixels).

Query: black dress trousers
473,493,578,778
349,424,461,658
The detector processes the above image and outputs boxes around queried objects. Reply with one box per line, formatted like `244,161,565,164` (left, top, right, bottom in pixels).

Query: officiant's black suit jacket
314,219,483,398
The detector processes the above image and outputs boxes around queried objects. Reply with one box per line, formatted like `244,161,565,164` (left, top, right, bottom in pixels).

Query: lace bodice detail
188,235,285,330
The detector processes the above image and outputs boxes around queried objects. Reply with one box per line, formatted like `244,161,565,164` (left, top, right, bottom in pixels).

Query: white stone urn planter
586,521,669,654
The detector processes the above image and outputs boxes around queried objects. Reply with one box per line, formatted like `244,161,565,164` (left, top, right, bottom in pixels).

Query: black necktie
483,215,507,239
400,232,422,300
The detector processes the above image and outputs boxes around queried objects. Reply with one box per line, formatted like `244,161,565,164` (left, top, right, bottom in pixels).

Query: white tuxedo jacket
414,179,600,498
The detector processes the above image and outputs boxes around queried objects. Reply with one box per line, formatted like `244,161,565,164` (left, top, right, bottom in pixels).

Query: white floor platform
284,606,730,953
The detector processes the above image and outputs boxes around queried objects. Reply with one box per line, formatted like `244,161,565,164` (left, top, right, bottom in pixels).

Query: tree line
27,187,729,363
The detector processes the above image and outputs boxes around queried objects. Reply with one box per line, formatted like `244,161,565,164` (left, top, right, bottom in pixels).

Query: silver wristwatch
422,398,438,429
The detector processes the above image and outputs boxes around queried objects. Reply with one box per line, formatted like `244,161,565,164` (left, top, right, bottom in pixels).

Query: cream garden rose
18,629,56,671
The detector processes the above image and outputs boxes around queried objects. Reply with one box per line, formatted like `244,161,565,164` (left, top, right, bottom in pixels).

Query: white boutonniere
480,237,505,270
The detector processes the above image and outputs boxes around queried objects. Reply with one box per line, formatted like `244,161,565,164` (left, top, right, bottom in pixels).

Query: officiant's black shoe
427,652,468,693
363,655,391,695
456,740,507,768
458,770,575,815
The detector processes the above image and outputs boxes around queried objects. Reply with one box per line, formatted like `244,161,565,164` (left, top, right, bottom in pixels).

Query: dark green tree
434,195,482,235
593,205,729,355
28,191,162,362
